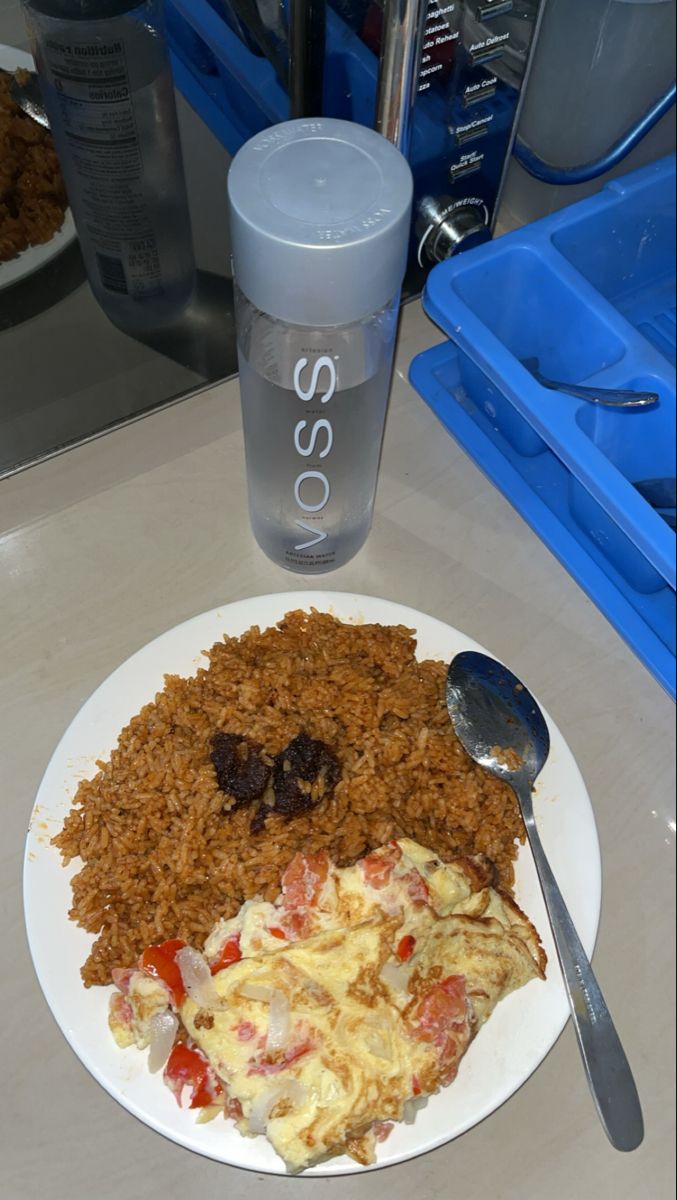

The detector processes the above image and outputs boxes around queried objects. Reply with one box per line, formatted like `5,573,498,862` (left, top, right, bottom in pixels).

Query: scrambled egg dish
109,839,545,1171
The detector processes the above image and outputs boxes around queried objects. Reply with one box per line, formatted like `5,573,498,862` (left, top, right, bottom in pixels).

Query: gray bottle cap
228,118,413,327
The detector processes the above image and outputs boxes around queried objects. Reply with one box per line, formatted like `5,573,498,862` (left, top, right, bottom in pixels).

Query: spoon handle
537,377,657,408
514,775,643,1151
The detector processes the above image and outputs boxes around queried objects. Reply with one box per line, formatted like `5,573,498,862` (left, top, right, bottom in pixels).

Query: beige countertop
1,302,674,1200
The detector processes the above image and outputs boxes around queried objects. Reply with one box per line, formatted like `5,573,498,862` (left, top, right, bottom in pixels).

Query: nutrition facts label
39,35,162,297
418,0,459,92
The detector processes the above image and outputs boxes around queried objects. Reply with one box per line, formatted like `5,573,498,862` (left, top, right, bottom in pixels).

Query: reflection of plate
0,44,76,291
24,592,601,1176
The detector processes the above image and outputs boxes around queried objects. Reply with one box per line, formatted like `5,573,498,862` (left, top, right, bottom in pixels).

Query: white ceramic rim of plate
0,44,76,291
23,591,602,1176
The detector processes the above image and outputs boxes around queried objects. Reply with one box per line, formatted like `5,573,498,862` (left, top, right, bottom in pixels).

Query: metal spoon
8,69,50,128
522,358,658,409
446,651,644,1152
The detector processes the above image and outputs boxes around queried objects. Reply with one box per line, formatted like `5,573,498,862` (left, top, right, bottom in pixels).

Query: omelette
109,839,546,1171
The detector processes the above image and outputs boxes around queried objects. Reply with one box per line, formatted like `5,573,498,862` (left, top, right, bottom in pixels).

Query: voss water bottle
228,118,413,573
23,0,195,333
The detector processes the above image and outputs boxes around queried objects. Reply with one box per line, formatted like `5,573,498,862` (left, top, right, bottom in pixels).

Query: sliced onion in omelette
109,838,545,1172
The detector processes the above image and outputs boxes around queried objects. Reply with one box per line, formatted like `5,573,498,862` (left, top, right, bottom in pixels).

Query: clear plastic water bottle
23,0,195,333
228,118,413,573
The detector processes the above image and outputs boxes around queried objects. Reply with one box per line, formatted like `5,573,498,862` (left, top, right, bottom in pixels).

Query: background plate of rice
23,592,601,1175
0,44,76,290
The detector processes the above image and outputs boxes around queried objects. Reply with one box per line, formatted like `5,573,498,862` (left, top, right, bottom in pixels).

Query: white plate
0,44,77,291
24,592,601,1176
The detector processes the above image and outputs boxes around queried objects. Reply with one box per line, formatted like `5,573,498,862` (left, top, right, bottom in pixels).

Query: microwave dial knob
417,198,491,263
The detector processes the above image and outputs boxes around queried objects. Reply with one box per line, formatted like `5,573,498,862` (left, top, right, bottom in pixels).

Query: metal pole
375,0,429,154
288,0,327,119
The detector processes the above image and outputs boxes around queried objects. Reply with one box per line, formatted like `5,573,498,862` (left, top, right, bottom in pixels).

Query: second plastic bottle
23,0,195,333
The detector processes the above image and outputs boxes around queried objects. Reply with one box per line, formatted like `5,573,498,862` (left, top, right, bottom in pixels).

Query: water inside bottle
239,355,393,573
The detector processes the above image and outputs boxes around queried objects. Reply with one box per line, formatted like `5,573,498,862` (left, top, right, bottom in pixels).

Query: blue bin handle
515,82,677,185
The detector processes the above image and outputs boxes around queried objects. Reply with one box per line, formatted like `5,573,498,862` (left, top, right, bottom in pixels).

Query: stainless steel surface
497,0,676,232
522,359,659,408
0,264,237,480
0,0,236,484
446,650,645,1154
9,65,48,125
375,0,428,152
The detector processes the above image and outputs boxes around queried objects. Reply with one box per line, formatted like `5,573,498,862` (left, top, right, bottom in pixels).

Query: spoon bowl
9,68,50,128
447,650,644,1153
446,650,549,784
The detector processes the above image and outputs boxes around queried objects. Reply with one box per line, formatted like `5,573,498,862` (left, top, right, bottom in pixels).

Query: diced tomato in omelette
109,838,546,1172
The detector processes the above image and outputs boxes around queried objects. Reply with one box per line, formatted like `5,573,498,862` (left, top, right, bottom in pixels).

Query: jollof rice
0,69,67,263
53,610,525,987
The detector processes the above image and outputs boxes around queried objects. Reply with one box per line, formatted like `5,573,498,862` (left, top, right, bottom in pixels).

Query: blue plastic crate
410,156,676,698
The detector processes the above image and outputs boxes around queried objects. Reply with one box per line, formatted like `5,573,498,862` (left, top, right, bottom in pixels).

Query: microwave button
456,116,492,145
475,1,513,19
468,34,510,66
416,197,490,263
449,155,483,182
463,76,498,107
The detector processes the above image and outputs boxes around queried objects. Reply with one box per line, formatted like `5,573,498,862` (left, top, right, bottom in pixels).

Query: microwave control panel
405,0,545,290
166,0,547,293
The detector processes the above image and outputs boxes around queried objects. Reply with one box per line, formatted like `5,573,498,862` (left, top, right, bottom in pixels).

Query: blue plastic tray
411,156,676,697
409,341,676,698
